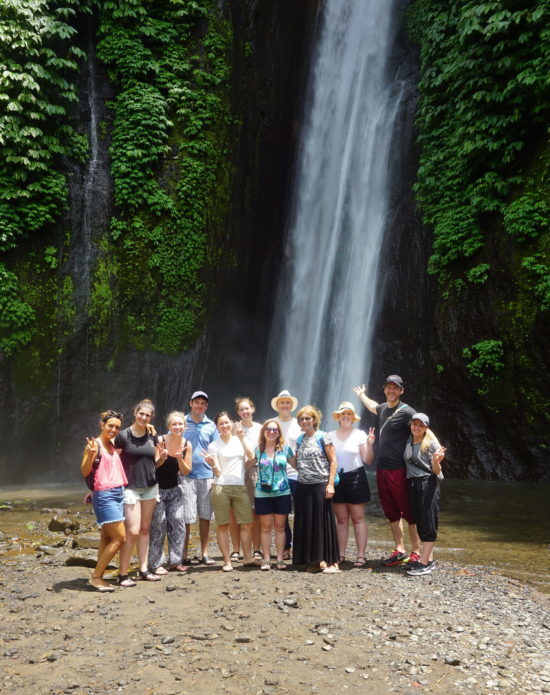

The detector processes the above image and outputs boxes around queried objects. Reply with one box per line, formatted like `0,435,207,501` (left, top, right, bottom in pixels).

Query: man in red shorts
353,376,420,566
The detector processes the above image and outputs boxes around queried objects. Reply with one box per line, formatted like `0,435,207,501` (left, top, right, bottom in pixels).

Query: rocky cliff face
0,0,320,484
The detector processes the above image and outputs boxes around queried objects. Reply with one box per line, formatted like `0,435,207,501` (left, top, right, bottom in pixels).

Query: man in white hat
271,390,301,559
353,376,420,567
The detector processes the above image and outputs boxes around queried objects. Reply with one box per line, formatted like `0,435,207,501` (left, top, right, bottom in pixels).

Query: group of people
81,376,445,592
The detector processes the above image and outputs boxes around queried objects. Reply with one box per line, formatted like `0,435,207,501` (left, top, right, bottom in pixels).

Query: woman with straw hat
329,401,375,568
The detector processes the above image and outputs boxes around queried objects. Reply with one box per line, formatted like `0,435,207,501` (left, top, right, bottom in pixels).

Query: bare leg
252,513,261,554
408,523,420,554
389,519,405,553
349,503,368,559
136,498,157,572
333,503,350,559
91,521,126,586
229,509,240,553
273,514,287,563
199,518,210,558
259,514,274,563
216,523,231,565
419,540,434,565
119,502,140,575
239,522,253,563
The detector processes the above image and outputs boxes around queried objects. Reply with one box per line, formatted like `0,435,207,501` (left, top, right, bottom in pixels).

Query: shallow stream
1,478,548,591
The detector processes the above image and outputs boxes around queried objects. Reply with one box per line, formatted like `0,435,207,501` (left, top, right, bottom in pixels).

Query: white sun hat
270,389,299,413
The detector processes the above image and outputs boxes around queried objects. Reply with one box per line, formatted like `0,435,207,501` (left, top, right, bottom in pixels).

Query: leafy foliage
408,0,549,398
0,0,92,354
95,0,233,353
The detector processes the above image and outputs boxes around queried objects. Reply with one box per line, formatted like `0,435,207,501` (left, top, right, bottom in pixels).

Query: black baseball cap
384,375,404,389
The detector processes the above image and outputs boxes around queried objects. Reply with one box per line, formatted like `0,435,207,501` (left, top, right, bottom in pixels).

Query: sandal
276,562,287,570
200,556,215,566
260,563,270,571
253,549,264,560
139,570,161,582
221,564,233,572
117,574,137,588
230,552,240,562
353,557,367,568
89,579,115,592
322,564,341,574
170,564,190,573
154,566,169,575
283,549,291,561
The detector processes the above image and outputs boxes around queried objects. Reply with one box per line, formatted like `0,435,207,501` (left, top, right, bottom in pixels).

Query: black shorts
333,466,370,505
254,494,292,516
407,476,440,542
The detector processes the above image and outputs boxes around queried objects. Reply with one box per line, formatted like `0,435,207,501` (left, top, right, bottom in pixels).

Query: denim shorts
123,484,159,505
92,486,125,528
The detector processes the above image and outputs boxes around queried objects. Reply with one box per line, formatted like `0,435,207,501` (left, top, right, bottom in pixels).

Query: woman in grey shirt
289,405,340,574
404,412,446,576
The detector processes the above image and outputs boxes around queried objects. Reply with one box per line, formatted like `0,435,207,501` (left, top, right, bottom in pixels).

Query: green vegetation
408,1,549,394
95,0,234,353
0,0,92,355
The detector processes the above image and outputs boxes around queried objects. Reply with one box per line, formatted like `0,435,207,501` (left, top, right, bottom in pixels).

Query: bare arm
360,427,376,465
178,439,192,476
324,442,337,499
80,438,98,477
235,424,256,468
352,384,378,414
431,446,446,476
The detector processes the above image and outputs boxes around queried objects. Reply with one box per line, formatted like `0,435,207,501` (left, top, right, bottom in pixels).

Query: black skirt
292,481,340,565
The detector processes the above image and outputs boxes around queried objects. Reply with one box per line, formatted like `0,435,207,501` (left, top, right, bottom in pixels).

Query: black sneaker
406,561,434,576
382,550,408,566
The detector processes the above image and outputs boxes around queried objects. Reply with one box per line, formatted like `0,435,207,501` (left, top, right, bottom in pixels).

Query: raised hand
432,447,446,465
353,384,366,397
234,423,245,439
157,439,168,462
85,437,97,454
367,427,376,445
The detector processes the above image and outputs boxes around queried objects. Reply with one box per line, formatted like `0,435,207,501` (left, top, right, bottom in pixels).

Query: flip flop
154,567,169,575
139,570,161,582
117,575,137,588
89,580,115,592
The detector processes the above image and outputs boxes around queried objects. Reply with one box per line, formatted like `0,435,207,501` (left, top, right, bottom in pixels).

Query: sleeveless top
94,440,128,491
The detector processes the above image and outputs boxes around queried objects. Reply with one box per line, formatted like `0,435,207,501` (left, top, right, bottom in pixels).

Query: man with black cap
353,376,420,566
181,390,218,565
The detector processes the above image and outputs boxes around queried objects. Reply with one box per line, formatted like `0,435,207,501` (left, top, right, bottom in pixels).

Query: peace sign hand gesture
85,437,97,454
367,427,376,445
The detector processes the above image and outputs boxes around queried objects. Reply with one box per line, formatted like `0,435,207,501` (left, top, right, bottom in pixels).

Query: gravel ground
1,507,549,695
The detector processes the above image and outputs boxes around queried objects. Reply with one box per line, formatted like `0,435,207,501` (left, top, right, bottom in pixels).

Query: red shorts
376,467,415,524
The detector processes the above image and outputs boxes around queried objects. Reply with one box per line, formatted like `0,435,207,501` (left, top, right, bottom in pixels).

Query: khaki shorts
211,484,253,526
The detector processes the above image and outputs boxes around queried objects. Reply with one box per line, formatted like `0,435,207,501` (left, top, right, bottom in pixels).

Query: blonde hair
166,410,185,428
296,405,322,430
419,428,439,454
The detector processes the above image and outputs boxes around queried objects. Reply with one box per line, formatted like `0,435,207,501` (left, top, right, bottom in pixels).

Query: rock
161,636,174,644
165,584,178,592
322,644,332,651
345,667,355,673
235,635,253,643
48,516,80,533
444,657,461,666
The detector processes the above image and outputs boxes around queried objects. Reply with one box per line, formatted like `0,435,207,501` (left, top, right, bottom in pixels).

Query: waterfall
271,0,404,416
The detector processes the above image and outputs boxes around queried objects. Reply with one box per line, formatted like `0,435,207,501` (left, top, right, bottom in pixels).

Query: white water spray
273,0,404,415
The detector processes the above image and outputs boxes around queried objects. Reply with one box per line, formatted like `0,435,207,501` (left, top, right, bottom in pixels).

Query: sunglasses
265,427,280,433
298,416,313,422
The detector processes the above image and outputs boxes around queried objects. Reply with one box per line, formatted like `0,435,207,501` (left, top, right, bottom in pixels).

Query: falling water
272,0,404,414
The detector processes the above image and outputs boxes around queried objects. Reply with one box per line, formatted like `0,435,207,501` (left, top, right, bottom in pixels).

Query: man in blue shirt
181,390,218,564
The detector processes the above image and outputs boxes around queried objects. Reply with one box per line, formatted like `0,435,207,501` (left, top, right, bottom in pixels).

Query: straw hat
332,401,361,422
271,389,299,413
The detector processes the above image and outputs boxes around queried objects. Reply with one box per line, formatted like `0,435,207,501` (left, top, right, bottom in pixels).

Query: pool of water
1,479,549,590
